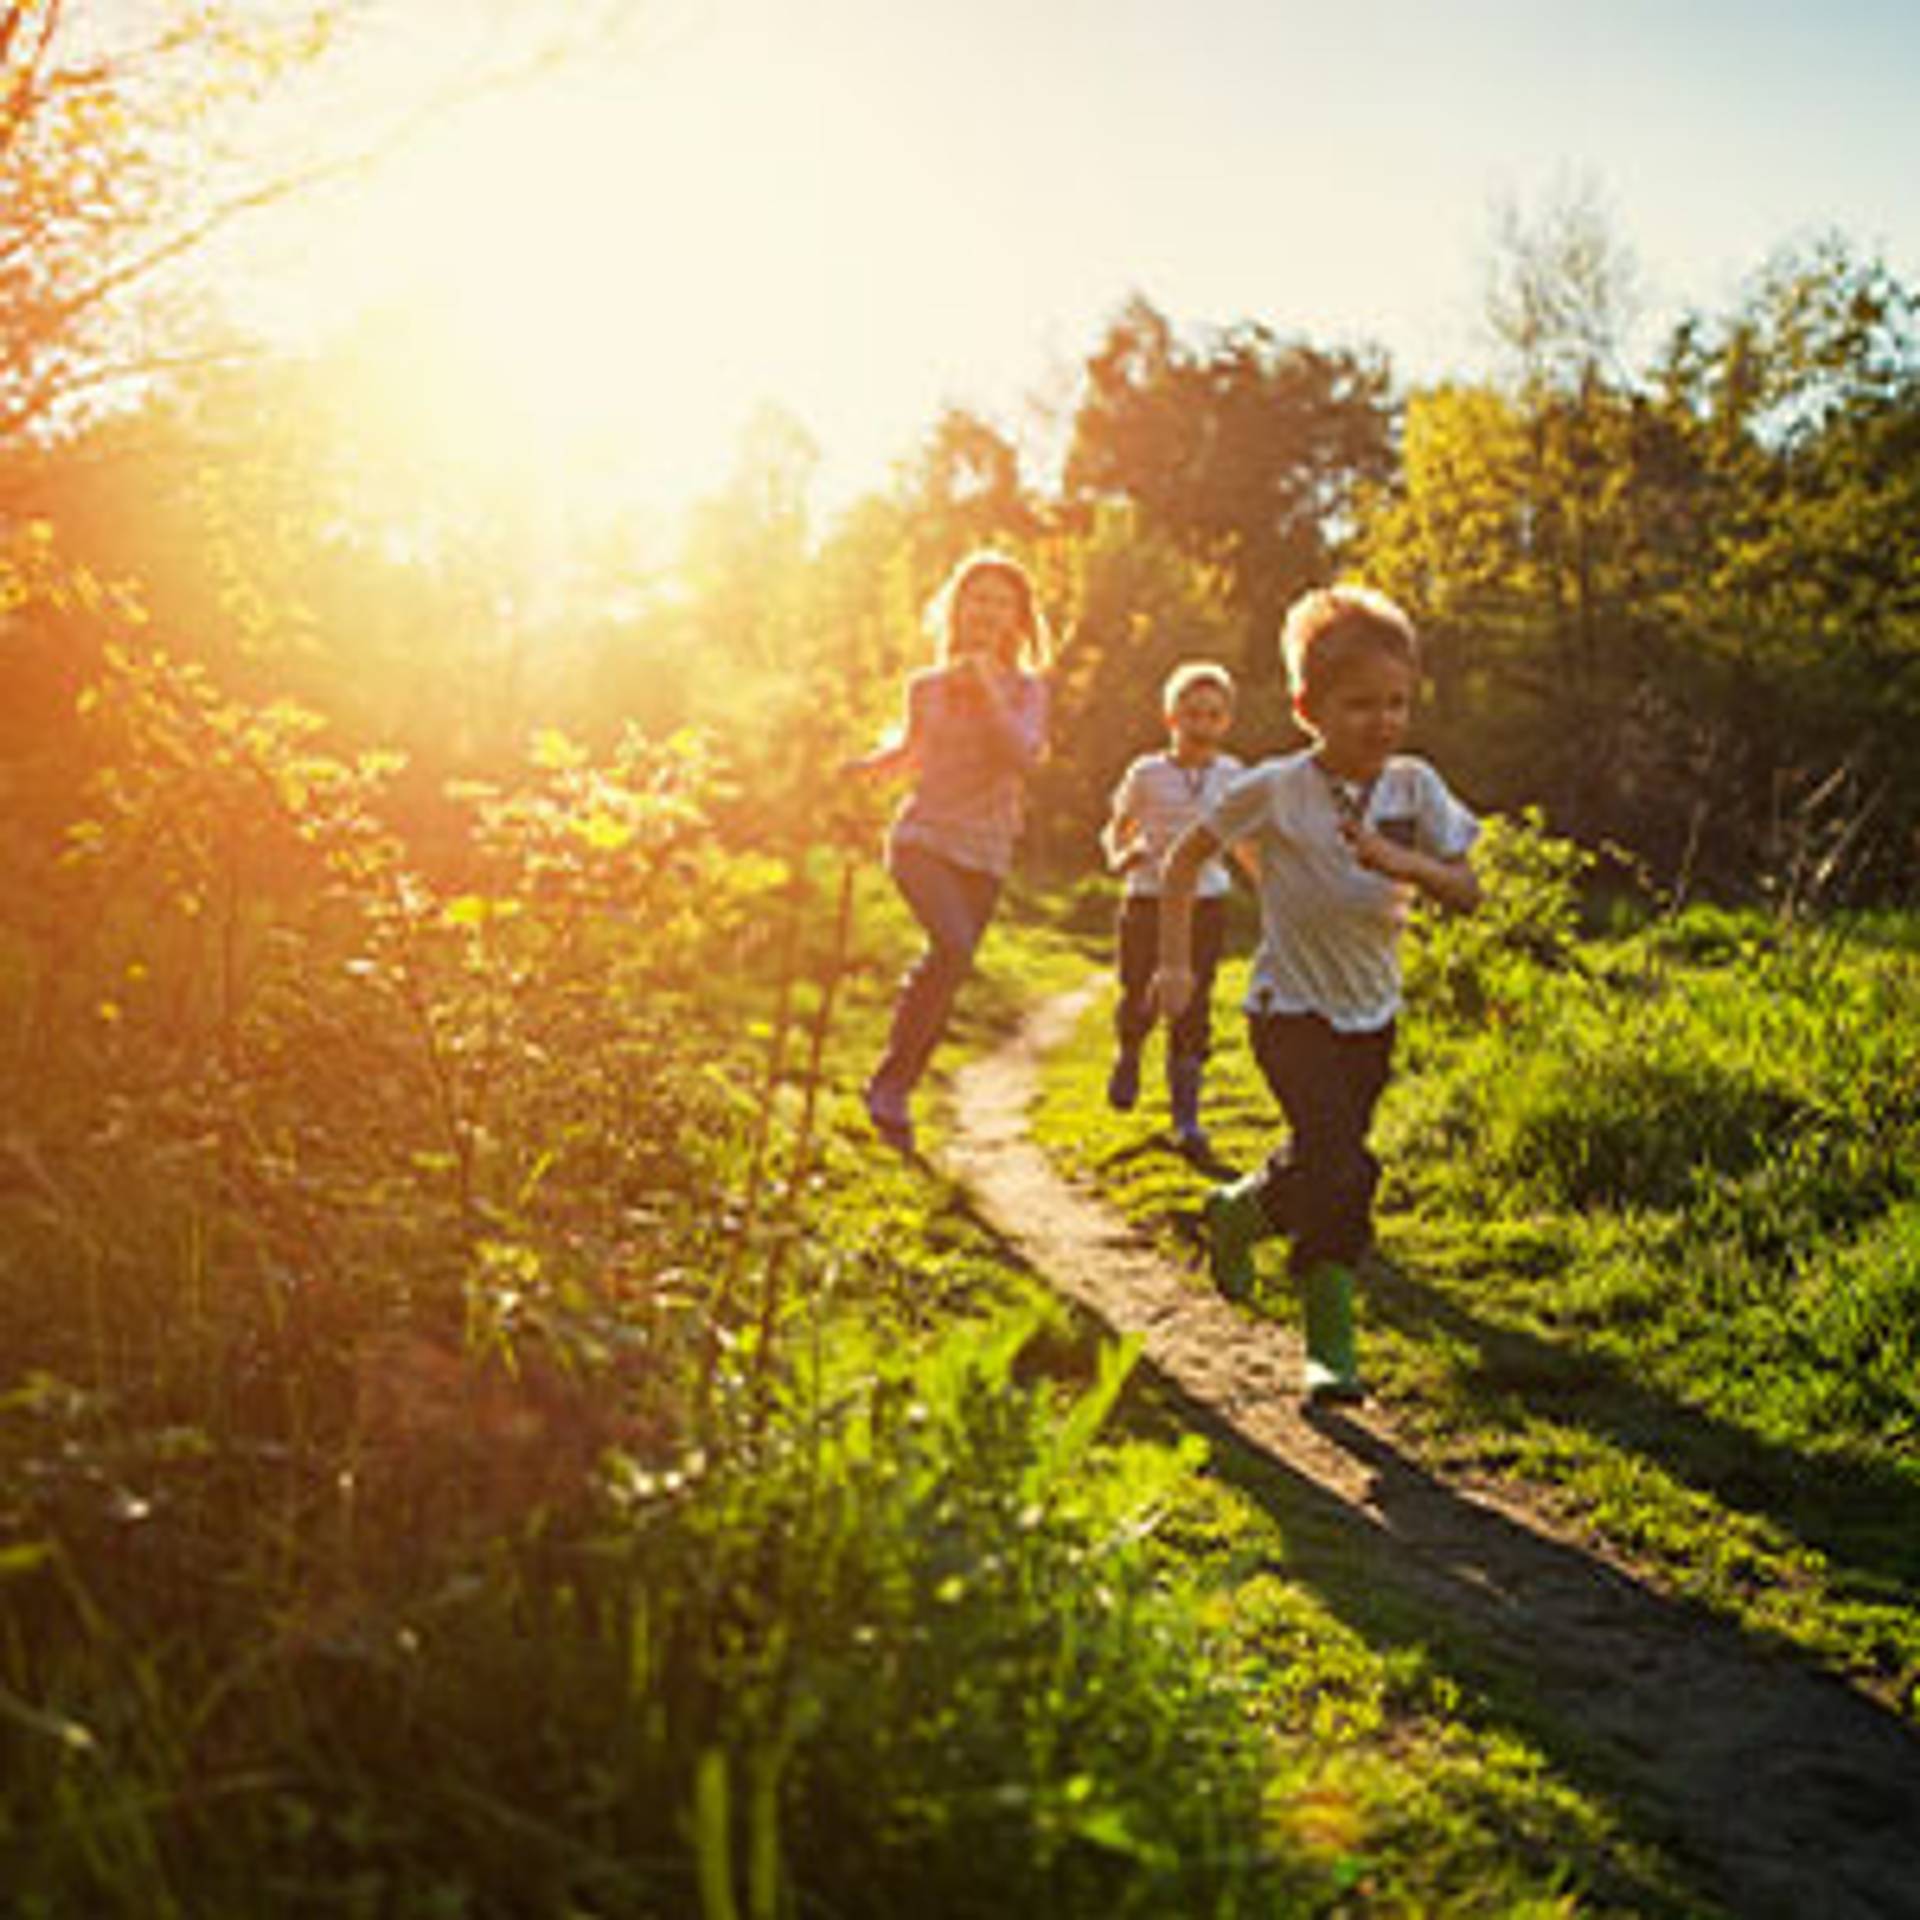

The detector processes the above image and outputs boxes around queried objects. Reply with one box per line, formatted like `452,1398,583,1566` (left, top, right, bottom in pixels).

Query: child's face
1168,684,1233,751
951,572,1026,663
1298,652,1415,779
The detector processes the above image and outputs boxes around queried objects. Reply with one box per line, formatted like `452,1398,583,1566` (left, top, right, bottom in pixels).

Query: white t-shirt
1110,751,1244,898
1204,750,1479,1031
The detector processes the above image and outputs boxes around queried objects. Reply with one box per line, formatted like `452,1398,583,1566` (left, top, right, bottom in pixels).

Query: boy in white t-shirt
1152,587,1480,1403
1100,662,1245,1157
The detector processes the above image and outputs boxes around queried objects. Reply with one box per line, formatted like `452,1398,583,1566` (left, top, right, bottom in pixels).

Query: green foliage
1406,807,1595,1026
643,1315,1280,1915
1390,918,1920,1695
1443,996,1806,1210
1039,889,1920,1724
1356,205,1920,897
1066,294,1394,653
1026,505,1249,871
1403,902,1919,1229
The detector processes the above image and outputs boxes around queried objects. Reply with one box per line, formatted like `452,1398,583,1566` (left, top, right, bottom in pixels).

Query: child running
1100,661,1246,1158
1152,585,1480,1402
844,551,1051,1155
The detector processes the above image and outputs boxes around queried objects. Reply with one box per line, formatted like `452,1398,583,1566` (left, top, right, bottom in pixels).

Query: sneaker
1106,1049,1142,1112
863,1081,916,1157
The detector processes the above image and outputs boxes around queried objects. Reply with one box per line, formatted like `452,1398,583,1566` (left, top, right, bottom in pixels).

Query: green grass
1030,903,1920,1729
0,857,1704,1916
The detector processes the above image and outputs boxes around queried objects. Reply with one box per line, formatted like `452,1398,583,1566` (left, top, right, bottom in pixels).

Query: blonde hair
1280,584,1419,704
926,550,1052,671
1162,659,1236,714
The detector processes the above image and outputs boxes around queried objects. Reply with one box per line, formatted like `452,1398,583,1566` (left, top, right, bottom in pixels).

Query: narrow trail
940,983,1920,1920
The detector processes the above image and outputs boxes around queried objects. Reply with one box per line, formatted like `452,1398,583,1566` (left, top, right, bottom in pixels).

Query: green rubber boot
1203,1174,1272,1303
1302,1263,1364,1403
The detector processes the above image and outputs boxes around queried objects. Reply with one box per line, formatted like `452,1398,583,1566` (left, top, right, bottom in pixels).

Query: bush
1407,808,1593,1028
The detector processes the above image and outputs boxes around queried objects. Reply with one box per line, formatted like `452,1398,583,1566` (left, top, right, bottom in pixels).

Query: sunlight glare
256,59,848,523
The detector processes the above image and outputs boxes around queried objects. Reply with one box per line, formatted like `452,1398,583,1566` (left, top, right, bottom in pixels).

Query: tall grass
1032,809,1920,1721
0,661,1709,1912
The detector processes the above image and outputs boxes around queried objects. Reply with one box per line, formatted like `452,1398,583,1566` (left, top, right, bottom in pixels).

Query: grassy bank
1030,831,1920,1728
0,789,1712,1913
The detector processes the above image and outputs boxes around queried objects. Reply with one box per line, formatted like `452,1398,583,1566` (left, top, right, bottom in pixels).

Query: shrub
1407,808,1593,1028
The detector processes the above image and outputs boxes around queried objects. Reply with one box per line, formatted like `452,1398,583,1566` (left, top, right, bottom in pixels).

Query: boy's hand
1343,821,1416,880
1150,965,1194,1022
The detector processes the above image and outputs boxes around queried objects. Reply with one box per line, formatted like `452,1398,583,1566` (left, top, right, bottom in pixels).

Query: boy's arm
1150,822,1222,1019
1100,806,1142,872
1348,827,1481,912
1101,765,1144,872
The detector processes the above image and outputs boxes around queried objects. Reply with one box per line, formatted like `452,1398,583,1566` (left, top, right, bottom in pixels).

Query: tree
1654,236,1920,893
1483,176,1643,398
681,401,821,678
897,405,1043,564
1064,295,1392,668
1357,188,1712,858
1,2,646,467
1360,199,1920,897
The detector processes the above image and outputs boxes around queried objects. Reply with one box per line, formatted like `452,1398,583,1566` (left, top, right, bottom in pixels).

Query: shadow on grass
922,1141,1920,1917
1363,1255,1920,1625
1125,1360,1920,1920
1090,1130,1240,1183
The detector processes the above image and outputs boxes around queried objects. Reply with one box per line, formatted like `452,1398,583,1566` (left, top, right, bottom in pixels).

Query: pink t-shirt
889,666,1049,878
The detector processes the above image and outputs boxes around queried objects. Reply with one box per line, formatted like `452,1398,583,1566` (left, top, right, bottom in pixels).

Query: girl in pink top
844,552,1051,1153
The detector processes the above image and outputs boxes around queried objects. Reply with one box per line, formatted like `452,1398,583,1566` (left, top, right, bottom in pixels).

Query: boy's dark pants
1115,894,1225,1065
1246,1010,1394,1274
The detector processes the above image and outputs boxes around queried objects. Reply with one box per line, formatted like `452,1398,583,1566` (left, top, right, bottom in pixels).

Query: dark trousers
1115,894,1225,1064
870,843,1001,1100
1247,1010,1394,1274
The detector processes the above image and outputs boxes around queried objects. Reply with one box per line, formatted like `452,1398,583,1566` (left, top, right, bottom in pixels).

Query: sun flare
256,60,837,523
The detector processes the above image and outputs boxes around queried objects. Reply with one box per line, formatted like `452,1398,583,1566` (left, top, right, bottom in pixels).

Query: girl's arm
1150,822,1222,1020
841,679,925,780
843,738,913,779
968,661,1047,771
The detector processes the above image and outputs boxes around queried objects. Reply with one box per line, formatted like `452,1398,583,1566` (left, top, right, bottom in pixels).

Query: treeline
10,226,1920,931
6,9,1920,1093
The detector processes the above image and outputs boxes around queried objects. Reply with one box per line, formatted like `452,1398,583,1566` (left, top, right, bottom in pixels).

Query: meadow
1033,817,1920,1723
7,15,1919,1909
7,707,1914,1915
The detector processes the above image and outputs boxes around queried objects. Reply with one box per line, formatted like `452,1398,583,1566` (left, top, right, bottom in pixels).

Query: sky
239,0,1920,524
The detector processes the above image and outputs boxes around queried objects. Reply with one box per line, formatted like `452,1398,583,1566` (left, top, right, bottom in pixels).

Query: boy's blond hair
1162,660,1236,714
1280,585,1419,704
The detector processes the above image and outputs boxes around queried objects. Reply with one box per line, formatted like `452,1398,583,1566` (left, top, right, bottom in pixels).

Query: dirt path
940,984,1920,1920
